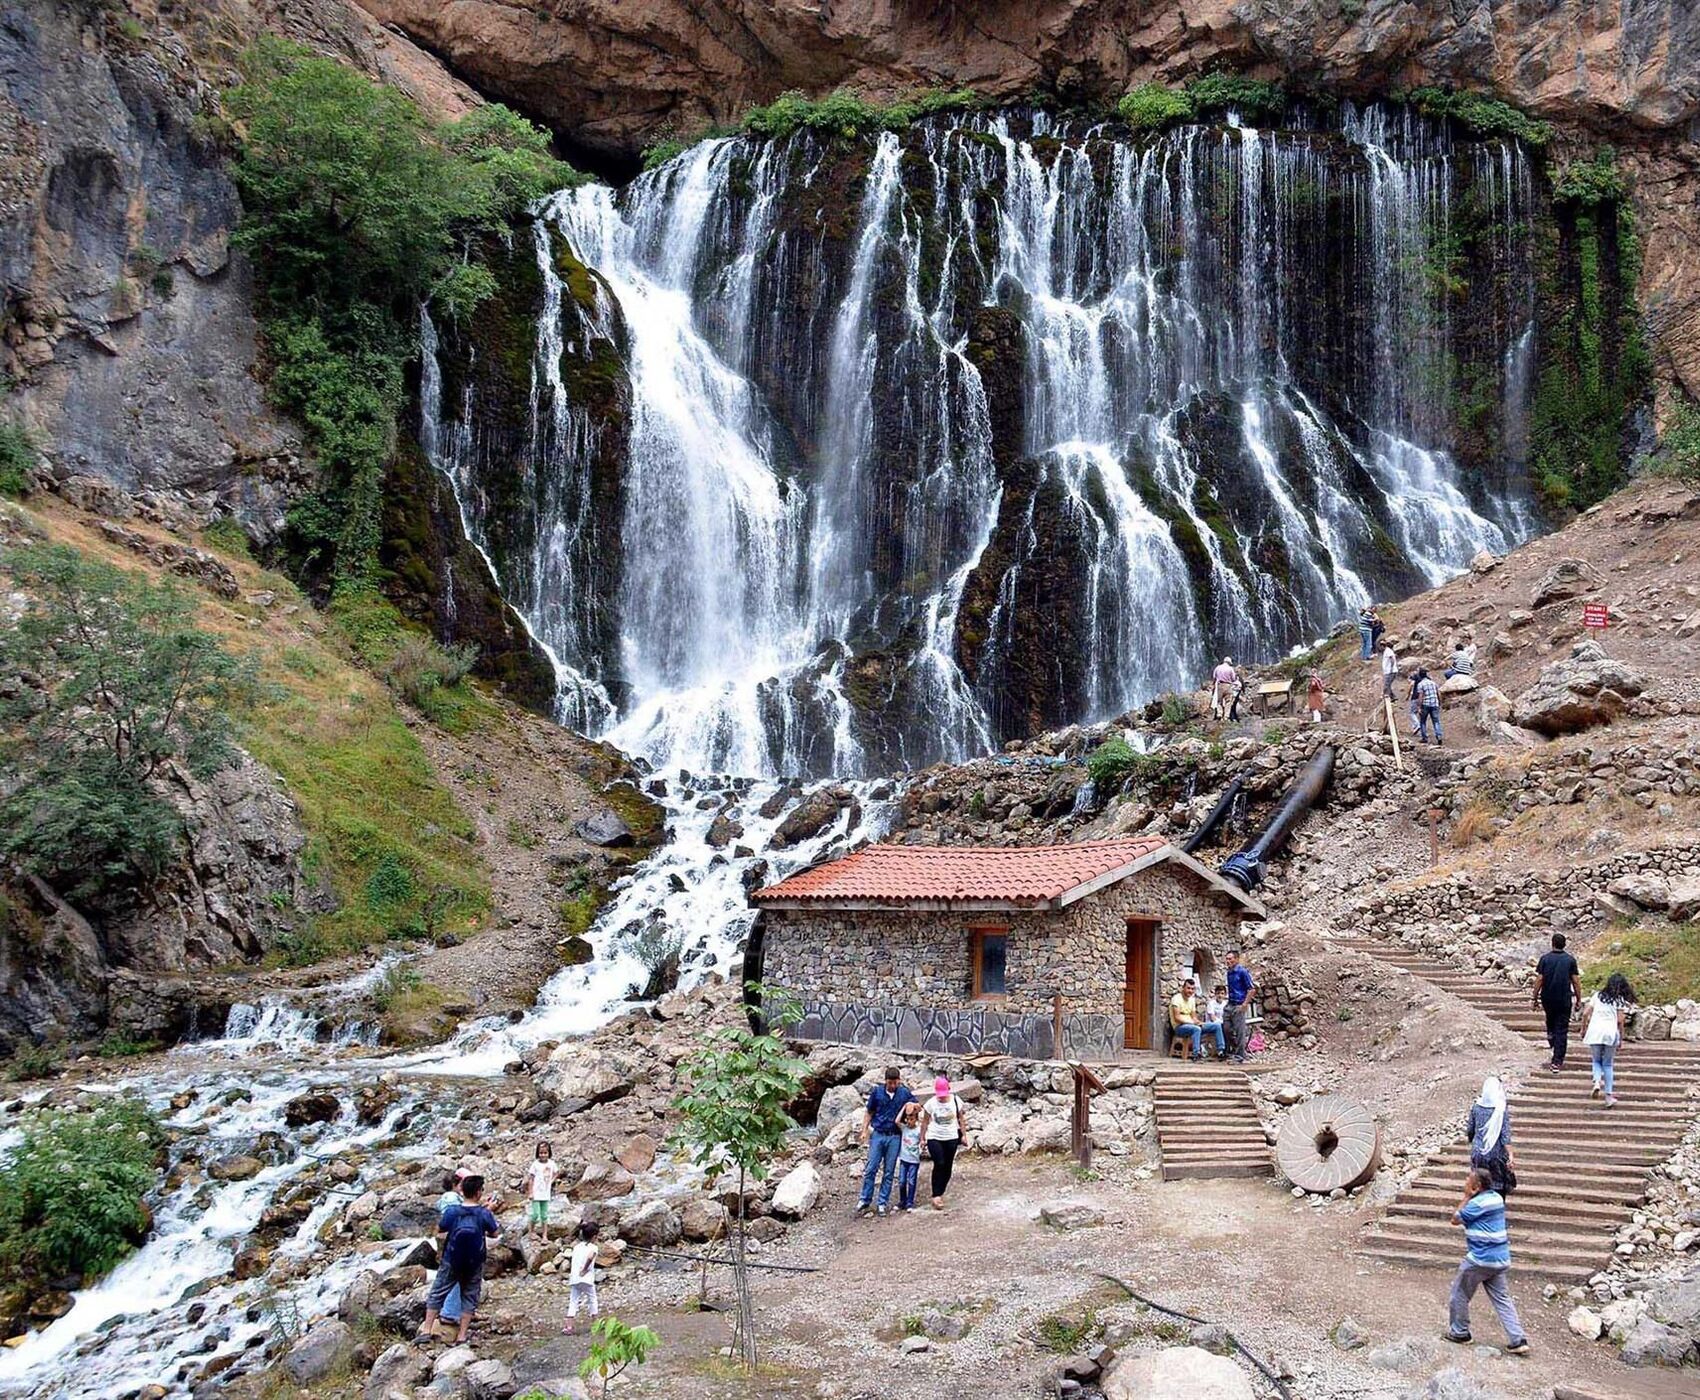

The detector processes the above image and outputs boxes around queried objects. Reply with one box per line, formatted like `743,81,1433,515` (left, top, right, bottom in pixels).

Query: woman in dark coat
1467,1075,1515,1193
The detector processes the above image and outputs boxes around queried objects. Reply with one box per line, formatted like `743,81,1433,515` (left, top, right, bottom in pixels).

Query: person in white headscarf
1467,1076,1515,1194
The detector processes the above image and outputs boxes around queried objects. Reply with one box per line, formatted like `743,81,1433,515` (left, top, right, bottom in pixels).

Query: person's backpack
442,1204,489,1273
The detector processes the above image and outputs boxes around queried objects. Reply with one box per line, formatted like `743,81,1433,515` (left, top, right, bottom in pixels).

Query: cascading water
423,102,1537,781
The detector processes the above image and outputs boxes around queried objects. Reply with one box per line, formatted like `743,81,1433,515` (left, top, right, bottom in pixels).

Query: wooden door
1124,919,1158,1050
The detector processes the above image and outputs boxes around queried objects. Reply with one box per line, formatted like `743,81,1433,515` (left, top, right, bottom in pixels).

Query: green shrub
0,545,256,903
1184,74,1286,123
1404,88,1551,147
3,1041,64,1082
1650,402,1700,483
94,1034,157,1059
1085,736,1152,789
0,423,37,499
364,852,418,909
740,86,979,142
641,137,691,170
228,40,577,583
201,516,254,560
1553,149,1626,207
0,1098,164,1283
383,634,479,708
1159,693,1192,726
1117,83,1195,131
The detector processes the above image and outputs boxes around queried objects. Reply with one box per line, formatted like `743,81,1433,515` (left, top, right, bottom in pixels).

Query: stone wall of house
760,860,1248,1060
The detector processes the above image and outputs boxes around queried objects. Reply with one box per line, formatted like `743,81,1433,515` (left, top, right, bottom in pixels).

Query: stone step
1383,1200,1626,1242
1360,1229,1603,1274
1394,1189,1631,1223
1160,1159,1270,1181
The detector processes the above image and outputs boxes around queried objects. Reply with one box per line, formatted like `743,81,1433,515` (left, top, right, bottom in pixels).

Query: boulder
770,788,849,848
434,1344,477,1378
1646,1272,1700,1332
1620,1316,1694,1367
1667,875,1700,922
1438,673,1479,699
770,1162,822,1220
569,1160,635,1201
1568,1306,1603,1340
207,1154,262,1182
541,1045,635,1106
379,1199,444,1239
1331,1316,1369,1350
614,1132,657,1175
1530,557,1598,607
1468,550,1500,575
680,1198,729,1241
1511,640,1647,736
618,1200,682,1248
464,1358,518,1399
283,1320,355,1385
366,1342,431,1400
283,1091,340,1128
1039,1202,1104,1231
1102,1347,1253,1400
1608,873,1671,911
337,1270,385,1322
573,808,633,847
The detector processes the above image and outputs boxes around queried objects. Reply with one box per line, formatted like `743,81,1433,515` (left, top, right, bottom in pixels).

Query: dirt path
470,1152,1652,1399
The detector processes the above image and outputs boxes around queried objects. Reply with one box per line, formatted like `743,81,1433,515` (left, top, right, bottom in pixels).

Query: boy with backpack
419,1174,502,1345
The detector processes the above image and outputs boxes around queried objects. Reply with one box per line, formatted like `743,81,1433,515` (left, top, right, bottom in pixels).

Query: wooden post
1052,993,1064,1059
1068,1061,1105,1168
1384,699,1403,772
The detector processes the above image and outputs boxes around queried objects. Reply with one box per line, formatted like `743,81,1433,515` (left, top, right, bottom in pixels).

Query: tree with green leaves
575,1316,660,1397
670,986,807,1369
0,545,255,902
226,39,576,584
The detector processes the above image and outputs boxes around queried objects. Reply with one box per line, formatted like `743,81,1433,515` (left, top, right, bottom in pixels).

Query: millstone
1276,1094,1381,1193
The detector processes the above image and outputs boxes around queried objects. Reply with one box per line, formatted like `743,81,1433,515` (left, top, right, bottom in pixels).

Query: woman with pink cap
921,1075,968,1209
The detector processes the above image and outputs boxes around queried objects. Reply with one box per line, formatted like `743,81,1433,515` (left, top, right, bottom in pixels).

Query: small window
970,928,1008,999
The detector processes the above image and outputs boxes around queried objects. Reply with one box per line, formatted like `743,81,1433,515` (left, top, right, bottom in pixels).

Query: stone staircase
1153,1062,1272,1181
1337,936,1700,1279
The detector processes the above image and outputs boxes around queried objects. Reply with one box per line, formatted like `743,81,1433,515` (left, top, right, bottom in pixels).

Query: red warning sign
1582,602,1610,630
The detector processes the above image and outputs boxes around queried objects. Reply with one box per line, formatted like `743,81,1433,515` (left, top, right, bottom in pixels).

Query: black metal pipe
1220,746,1335,891
1182,773,1245,855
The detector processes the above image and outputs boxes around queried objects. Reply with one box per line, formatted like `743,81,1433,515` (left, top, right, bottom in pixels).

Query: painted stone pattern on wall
761,862,1249,1059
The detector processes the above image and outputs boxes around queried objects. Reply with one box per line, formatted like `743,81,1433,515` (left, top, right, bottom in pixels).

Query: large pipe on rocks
1219,746,1335,892
1182,773,1246,856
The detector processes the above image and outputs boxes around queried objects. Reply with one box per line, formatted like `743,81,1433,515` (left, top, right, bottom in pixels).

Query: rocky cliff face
0,751,312,1050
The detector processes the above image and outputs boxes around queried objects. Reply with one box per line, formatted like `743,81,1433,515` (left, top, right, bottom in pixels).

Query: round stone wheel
1276,1094,1381,1194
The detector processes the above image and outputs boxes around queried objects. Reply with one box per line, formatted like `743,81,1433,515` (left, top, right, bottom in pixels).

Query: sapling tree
670,984,807,1369
575,1316,659,1398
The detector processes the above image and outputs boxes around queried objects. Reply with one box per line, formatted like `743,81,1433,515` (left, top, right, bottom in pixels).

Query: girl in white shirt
923,1075,968,1211
526,1141,558,1241
563,1221,600,1333
1583,973,1636,1108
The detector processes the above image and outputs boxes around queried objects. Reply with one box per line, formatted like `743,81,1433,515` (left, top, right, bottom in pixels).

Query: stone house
748,837,1265,1061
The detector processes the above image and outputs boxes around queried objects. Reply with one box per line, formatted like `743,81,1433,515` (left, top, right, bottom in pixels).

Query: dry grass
1450,799,1499,847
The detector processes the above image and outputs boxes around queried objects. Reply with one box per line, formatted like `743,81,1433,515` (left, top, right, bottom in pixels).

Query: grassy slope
10,497,491,965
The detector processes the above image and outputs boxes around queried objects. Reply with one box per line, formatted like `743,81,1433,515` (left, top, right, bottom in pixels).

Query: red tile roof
751,837,1170,909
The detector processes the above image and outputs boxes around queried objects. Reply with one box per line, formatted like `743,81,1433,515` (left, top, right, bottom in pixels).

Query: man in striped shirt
1447,1167,1530,1354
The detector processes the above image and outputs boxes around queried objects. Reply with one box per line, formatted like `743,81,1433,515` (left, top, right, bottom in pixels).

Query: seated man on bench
1169,978,1220,1061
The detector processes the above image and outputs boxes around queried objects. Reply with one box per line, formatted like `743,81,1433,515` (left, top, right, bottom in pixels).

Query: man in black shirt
1531,933,1581,1072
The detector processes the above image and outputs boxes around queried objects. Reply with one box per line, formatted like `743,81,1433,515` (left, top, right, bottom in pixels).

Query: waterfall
420,103,1539,779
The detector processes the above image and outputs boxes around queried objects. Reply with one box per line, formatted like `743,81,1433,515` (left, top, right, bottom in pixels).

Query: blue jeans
898,1159,920,1210
1172,1024,1202,1056
1591,1043,1616,1095
441,1283,461,1323
1418,703,1443,742
1358,625,1374,660
859,1131,901,1207
1199,1021,1226,1056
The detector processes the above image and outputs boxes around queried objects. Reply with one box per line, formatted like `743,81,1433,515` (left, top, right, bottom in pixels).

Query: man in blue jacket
856,1066,915,1217
1225,950,1255,1063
